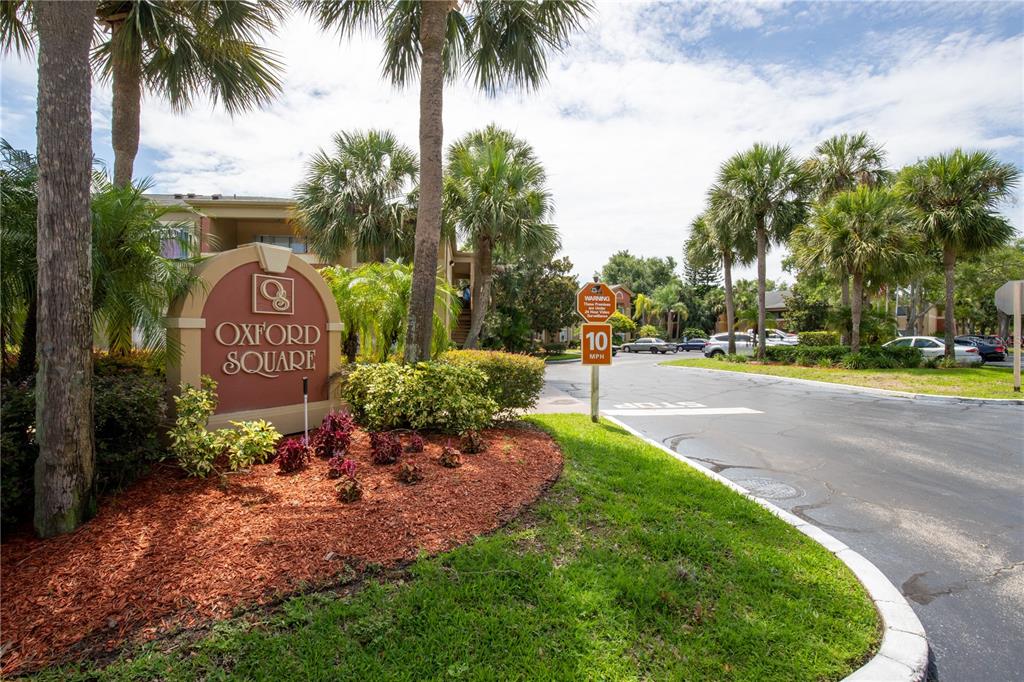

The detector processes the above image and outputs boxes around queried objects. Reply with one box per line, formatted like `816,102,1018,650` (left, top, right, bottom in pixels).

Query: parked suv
702,332,756,357
621,337,677,354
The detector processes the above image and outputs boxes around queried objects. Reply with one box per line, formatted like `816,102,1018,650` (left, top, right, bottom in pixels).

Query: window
160,226,193,260
736,334,752,342
913,338,938,348
258,235,307,254
888,338,912,347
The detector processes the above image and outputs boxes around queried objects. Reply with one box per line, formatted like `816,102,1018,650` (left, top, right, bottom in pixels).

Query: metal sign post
302,376,309,443
994,280,1023,393
577,280,616,423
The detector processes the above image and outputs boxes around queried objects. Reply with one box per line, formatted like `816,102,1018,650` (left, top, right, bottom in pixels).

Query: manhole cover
734,477,804,500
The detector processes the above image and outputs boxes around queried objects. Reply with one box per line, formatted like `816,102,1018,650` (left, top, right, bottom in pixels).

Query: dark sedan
676,338,708,352
954,335,1006,361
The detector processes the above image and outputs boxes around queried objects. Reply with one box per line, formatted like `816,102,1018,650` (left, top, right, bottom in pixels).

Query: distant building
716,289,790,332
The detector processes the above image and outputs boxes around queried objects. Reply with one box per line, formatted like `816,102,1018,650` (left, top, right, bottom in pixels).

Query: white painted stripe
603,407,762,416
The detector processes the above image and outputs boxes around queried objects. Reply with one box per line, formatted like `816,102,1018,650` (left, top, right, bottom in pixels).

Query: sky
2,1,1022,285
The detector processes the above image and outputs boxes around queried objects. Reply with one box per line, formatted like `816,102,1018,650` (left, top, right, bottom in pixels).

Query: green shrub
1,357,168,527
638,324,659,338
223,419,280,471
766,344,920,369
168,377,221,477
542,342,566,355
683,327,706,339
343,362,497,433
798,331,840,346
440,349,544,419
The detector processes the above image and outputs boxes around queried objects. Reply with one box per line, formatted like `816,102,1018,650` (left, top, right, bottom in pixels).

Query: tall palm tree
716,143,812,358
2,1,286,187
632,292,655,327
444,125,556,348
32,0,96,538
806,132,890,342
294,129,418,263
792,186,919,352
651,281,683,338
0,140,39,375
687,194,755,354
898,150,1019,358
302,0,592,362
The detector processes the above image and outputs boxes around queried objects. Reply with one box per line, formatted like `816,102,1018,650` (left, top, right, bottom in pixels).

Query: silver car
883,336,982,364
621,337,677,354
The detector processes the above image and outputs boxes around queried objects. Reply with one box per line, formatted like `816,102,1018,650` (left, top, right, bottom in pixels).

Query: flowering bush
312,411,355,459
439,441,462,468
276,437,310,474
335,458,361,502
397,461,424,484
370,431,402,465
405,431,425,453
460,430,486,454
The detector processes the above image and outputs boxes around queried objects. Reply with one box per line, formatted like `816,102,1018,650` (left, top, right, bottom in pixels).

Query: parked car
955,335,1006,361
702,332,756,357
883,336,983,364
621,337,677,354
676,337,708,352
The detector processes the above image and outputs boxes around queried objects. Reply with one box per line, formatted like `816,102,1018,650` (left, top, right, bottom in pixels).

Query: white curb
544,357,582,365
664,363,1024,406
603,415,929,682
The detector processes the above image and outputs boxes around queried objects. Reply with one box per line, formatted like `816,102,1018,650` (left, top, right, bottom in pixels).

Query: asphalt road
544,351,1024,682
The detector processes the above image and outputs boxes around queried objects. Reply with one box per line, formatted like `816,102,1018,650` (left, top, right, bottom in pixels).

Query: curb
604,415,929,682
663,363,1024,406
544,357,582,365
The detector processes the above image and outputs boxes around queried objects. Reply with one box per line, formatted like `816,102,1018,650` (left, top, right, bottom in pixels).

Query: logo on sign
253,274,294,315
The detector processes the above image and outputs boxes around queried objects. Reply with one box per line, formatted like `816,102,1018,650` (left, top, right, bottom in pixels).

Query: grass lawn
665,358,1020,399
44,415,878,681
542,350,581,362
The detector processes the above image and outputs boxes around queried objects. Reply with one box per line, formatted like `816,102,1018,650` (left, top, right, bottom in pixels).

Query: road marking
603,407,762,416
613,401,707,409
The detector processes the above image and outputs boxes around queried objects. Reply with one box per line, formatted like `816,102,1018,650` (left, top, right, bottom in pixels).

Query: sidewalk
530,382,587,413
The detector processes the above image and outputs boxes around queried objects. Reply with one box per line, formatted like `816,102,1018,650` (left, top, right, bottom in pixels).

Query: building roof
609,283,634,297
764,289,790,312
147,193,293,207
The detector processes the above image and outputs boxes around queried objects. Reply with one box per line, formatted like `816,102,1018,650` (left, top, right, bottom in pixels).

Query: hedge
1,354,168,528
440,350,544,419
798,331,840,347
764,344,922,369
342,361,497,433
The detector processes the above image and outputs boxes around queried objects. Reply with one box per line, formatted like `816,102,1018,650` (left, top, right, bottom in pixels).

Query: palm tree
294,129,418,263
2,1,286,187
444,125,557,349
321,261,458,362
301,0,592,362
0,140,39,375
651,281,683,338
90,175,199,357
792,186,919,352
715,144,812,358
32,0,96,537
687,195,755,354
898,150,1019,358
632,293,656,327
806,132,890,342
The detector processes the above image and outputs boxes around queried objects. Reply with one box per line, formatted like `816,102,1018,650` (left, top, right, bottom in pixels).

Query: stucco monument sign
166,243,343,432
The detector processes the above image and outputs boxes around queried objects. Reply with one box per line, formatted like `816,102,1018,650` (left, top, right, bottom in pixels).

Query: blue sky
1,1,1022,282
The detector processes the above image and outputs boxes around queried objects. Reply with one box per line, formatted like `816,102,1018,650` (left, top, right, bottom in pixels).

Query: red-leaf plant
276,437,310,473
460,430,486,454
439,440,462,468
369,431,402,465
313,411,355,459
334,458,361,502
405,431,425,453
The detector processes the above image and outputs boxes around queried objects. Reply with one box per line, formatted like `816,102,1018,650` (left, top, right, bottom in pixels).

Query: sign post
577,281,616,422
995,280,1023,392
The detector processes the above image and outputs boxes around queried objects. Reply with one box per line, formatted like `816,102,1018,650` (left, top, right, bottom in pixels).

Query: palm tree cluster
686,133,1019,358
4,1,591,536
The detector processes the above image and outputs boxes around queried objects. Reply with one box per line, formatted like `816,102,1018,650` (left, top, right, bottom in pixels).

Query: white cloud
2,2,1021,285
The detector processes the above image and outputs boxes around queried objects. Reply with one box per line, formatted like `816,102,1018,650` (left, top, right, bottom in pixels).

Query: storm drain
734,477,804,500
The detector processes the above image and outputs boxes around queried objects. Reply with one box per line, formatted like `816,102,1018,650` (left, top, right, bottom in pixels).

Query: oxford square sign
165,243,343,433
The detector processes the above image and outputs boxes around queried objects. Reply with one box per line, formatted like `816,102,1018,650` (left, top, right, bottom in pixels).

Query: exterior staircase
452,306,472,347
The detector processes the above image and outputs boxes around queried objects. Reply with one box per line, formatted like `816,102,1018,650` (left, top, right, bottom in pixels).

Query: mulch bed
0,425,563,675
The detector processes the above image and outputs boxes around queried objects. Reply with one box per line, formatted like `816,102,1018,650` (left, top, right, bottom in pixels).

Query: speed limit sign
581,323,613,365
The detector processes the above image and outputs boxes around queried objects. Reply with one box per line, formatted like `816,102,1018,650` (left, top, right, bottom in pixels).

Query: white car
703,332,756,357
883,336,983,364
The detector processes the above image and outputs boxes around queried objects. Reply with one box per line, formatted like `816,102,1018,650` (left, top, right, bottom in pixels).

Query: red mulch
0,426,563,675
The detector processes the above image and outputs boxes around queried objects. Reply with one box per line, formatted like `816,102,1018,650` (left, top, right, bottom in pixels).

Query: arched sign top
165,243,343,434
576,282,616,322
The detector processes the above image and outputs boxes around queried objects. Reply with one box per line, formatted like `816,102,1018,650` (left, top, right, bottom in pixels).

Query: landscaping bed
665,357,1019,399
0,426,563,676
25,415,878,681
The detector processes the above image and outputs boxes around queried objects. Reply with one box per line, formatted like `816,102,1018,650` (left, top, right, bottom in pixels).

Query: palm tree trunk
755,218,767,359
850,271,864,353
110,21,142,188
464,237,492,349
942,244,956,358
343,328,358,363
15,294,38,378
839,274,850,344
402,1,447,363
723,251,736,355
33,0,97,538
